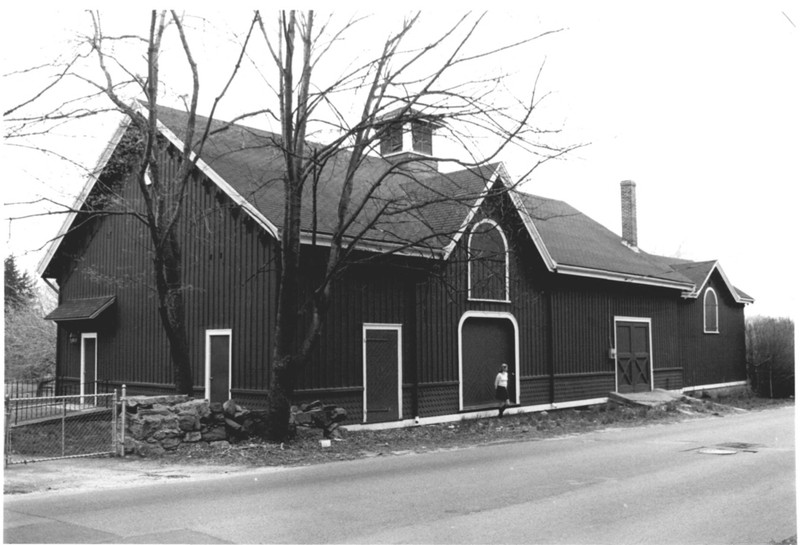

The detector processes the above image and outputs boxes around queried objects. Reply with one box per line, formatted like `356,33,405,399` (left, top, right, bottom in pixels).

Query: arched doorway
459,312,519,411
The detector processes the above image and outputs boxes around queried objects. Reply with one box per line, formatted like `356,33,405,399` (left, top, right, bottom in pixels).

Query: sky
2,4,798,320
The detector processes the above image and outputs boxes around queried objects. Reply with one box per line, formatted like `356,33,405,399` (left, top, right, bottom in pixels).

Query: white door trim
205,329,232,402
80,332,98,404
613,316,654,392
457,311,520,411
362,323,403,424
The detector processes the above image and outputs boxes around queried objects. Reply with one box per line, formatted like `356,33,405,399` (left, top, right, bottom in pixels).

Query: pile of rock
121,395,269,456
290,400,347,439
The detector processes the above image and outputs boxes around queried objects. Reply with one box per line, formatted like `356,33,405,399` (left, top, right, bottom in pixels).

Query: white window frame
703,288,719,334
204,329,233,401
362,323,403,424
467,218,510,303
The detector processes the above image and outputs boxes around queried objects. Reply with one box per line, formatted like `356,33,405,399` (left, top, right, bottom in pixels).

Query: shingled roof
38,104,752,304
44,295,116,321
153,105,756,301
513,193,695,287
154,105,495,257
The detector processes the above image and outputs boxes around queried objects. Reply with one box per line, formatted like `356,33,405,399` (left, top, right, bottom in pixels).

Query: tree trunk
268,174,304,439
154,228,194,396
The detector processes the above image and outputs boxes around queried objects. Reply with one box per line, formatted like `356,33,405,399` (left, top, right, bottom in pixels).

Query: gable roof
36,116,132,277
655,258,754,304
154,105,495,258
38,104,752,304
512,192,694,289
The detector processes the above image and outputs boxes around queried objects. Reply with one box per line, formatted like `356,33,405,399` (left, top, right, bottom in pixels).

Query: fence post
4,396,10,468
62,397,67,458
121,385,127,458
112,389,119,457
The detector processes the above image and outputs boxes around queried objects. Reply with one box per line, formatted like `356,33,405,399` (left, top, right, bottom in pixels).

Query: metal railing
4,379,55,399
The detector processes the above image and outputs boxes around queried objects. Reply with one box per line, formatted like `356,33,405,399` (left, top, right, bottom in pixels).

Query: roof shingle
45,296,116,321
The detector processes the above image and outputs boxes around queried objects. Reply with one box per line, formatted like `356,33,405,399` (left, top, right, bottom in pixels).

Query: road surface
4,406,795,544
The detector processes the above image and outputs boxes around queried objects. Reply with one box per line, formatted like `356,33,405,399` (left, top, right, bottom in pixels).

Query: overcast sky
2,4,798,319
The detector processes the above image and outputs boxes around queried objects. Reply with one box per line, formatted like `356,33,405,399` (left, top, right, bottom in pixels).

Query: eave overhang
155,118,281,240
553,263,696,292
44,295,116,322
37,115,133,279
679,260,754,304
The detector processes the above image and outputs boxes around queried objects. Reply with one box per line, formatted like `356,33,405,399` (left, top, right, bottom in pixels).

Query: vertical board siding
301,259,411,392
653,369,684,390
680,271,746,387
546,277,693,402
50,140,749,420
54,142,277,398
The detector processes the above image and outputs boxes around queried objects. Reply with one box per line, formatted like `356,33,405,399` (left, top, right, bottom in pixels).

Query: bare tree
5,10,257,395
746,316,795,398
256,10,574,438
6,11,576,438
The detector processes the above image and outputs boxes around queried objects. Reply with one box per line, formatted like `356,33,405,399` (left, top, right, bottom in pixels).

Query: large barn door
205,330,232,403
363,325,402,424
615,319,652,393
460,315,517,410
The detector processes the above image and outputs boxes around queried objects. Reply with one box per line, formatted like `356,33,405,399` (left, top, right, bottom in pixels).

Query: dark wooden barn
38,105,753,427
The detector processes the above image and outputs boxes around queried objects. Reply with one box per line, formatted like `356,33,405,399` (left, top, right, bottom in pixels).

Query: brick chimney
620,180,638,249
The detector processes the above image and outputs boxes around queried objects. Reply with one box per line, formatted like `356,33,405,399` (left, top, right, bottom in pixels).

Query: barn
38,104,753,427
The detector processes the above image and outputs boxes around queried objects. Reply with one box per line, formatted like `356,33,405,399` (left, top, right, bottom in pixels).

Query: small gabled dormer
378,107,439,173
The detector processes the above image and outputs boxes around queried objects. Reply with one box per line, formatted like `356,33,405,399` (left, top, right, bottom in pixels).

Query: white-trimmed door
362,324,403,424
205,329,232,403
458,311,519,411
614,317,653,393
80,332,98,404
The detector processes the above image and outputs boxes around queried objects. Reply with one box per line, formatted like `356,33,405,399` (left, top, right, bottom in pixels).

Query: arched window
703,288,719,333
467,219,509,302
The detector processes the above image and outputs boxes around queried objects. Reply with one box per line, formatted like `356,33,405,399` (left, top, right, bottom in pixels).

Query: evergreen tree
4,255,35,311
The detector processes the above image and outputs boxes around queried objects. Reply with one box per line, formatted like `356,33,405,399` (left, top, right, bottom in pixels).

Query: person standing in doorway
495,363,510,417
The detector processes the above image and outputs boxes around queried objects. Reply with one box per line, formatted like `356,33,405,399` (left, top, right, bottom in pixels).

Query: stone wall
121,395,268,456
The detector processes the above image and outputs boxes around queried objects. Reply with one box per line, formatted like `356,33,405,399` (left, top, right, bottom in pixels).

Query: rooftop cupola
378,107,440,173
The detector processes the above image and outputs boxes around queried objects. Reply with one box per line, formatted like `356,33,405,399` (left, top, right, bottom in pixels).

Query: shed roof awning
45,296,116,322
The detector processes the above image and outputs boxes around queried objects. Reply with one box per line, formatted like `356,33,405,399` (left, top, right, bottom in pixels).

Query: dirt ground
3,390,792,497
2,455,264,496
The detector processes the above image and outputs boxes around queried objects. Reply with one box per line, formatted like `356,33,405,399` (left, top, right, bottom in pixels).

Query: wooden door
461,317,516,410
81,333,97,404
207,330,231,403
363,326,402,424
616,321,652,393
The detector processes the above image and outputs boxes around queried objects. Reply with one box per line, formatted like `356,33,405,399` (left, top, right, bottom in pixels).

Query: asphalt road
4,406,795,544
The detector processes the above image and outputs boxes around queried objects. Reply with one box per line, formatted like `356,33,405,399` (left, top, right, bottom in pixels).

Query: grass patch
6,412,114,460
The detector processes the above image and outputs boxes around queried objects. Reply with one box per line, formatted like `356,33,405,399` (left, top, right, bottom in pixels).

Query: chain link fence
4,391,120,465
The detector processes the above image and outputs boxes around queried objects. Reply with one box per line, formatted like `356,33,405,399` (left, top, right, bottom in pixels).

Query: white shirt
495,371,508,389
